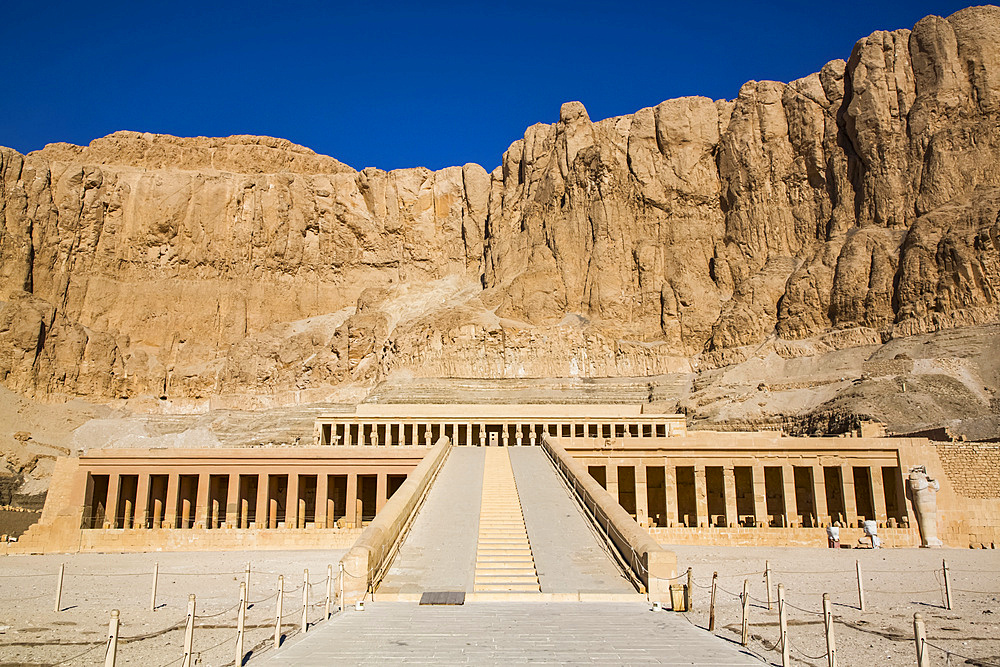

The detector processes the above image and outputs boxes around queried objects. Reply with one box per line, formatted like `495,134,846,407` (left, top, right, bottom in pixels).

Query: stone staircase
473,448,541,594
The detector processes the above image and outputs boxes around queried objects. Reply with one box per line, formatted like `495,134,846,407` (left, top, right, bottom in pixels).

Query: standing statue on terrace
907,466,943,548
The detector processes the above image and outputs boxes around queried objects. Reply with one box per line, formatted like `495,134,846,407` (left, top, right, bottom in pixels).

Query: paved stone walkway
259,602,764,665
509,447,635,595
377,447,484,595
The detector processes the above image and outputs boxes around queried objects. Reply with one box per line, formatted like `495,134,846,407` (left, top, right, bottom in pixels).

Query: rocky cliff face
1,6,999,405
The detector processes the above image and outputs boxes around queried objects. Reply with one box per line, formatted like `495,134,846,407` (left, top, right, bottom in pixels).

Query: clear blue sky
1,1,979,172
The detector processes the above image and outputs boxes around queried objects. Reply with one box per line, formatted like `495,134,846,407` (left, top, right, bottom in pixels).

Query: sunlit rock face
0,6,998,404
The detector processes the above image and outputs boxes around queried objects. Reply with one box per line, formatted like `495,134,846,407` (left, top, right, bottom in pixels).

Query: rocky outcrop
1,7,999,403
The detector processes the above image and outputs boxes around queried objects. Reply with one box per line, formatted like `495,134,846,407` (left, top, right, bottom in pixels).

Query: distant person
827,525,840,549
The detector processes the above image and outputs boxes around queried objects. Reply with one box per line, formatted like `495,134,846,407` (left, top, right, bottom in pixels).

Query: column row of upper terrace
314,404,688,447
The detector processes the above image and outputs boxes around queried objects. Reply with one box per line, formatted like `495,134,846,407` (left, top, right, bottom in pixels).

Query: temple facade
5,404,999,554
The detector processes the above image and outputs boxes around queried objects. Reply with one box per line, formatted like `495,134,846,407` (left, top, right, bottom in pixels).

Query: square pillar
164,473,180,529
135,473,151,529
105,473,121,528
346,472,359,527
635,465,649,527
752,465,768,527
664,464,677,527
255,474,269,528
317,473,329,528
225,473,239,528
813,466,829,526
871,465,888,526
694,466,709,528
782,465,797,527
606,465,620,505
723,466,738,527
841,464,859,527
195,473,211,529
286,473,300,529
376,473,388,514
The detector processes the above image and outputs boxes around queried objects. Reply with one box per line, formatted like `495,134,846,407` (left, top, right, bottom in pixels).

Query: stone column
813,465,830,526
346,473,359,528
135,473,151,529
723,466,739,528
752,465,768,527
664,464,677,527
516,424,523,447
607,465,620,506
384,423,392,447
195,473,211,529
635,465,649,527
479,426,486,447
316,473,329,528
781,465,797,527
255,474,269,529
870,465,888,526
286,473,300,529
344,423,352,447
104,473,121,529
466,423,472,447
842,464,859,527
425,424,433,446
225,473,239,528
164,473,180,529
376,473,388,514
529,427,537,447
694,466,709,528
502,424,509,447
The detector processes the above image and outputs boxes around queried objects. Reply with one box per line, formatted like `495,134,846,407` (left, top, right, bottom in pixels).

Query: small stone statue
907,466,942,548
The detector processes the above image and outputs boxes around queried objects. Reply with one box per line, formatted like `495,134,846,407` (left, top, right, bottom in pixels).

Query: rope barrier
787,635,830,661
195,601,241,619
0,572,54,578
924,640,1000,666
46,638,108,666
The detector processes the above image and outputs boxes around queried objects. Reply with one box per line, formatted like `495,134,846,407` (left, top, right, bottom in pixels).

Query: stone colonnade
582,457,909,530
77,449,421,532
319,420,682,447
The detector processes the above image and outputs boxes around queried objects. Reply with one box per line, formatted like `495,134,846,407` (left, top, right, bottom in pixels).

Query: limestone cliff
1,6,999,405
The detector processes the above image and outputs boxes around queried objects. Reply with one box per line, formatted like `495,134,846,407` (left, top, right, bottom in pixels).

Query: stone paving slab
377,447,484,595
258,602,764,665
509,447,635,595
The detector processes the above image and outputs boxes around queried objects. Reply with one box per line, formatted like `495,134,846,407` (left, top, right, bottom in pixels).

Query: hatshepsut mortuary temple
10,402,998,570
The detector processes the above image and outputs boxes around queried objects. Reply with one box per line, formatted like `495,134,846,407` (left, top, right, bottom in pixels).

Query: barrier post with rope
325,564,333,620
822,592,836,667
181,594,195,667
301,569,309,634
105,609,120,667
764,561,772,610
150,562,159,612
235,581,246,667
942,559,952,610
273,575,283,650
708,572,718,632
338,562,344,612
244,561,251,601
740,579,749,646
913,612,928,667
777,584,789,667
686,568,693,610
54,563,65,613
856,560,865,611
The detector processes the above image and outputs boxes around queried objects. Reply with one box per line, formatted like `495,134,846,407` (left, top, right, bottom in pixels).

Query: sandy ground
672,545,1000,666
0,550,347,666
0,546,998,666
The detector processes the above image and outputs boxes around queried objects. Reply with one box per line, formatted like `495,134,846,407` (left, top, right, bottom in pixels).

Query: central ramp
378,445,636,600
